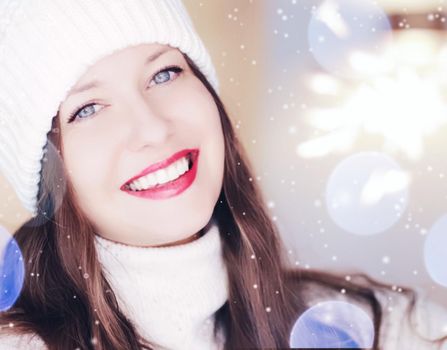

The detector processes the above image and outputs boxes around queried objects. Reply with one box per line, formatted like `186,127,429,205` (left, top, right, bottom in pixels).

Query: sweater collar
94,218,228,350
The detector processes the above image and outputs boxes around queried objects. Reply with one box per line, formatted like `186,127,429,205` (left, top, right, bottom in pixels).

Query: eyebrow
66,47,175,97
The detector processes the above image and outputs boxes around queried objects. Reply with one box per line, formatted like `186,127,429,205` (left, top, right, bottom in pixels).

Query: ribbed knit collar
94,218,229,350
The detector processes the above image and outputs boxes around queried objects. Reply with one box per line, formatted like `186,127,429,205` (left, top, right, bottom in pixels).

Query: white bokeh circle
326,152,409,235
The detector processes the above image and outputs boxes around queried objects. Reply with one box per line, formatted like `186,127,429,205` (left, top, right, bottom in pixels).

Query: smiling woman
56,43,225,248
0,1,446,350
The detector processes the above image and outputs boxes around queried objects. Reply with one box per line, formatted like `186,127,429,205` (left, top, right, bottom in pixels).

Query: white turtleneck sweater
93,218,229,350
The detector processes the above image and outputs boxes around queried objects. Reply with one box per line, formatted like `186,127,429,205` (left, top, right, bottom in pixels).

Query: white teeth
175,160,184,174
139,177,150,188
128,154,191,191
167,165,178,179
146,173,158,187
155,170,168,184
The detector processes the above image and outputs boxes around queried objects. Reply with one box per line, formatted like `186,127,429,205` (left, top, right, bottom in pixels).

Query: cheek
187,89,225,180
176,80,222,133
62,130,113,193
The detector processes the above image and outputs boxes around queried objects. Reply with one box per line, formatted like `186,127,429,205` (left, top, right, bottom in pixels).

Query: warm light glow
299,31,447,161
310,74,341,95
360,169,411,205
316,0,350,38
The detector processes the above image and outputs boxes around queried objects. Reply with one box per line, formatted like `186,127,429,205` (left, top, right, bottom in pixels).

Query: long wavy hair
0,53,440,350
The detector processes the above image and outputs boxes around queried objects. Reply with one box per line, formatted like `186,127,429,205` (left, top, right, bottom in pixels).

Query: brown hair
0,53,440,349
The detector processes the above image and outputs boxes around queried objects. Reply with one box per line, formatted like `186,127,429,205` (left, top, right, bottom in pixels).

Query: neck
96,219,214,248
152,230,204,247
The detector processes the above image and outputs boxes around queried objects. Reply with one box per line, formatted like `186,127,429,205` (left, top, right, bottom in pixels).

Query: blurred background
1,0,447,308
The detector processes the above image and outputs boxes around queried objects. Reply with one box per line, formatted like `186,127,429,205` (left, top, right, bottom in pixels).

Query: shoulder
283,270,447,349
0,328,47,350
375,288,447,349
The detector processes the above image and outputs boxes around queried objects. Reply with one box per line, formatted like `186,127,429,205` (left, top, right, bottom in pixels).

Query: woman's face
57,43,225,247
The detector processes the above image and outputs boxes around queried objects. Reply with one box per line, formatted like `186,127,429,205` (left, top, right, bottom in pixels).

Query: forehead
67,43,181,94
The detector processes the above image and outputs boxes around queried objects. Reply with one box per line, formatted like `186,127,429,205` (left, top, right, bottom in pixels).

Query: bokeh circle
326,152,409,235
308,0,392,80
290,300,375,348
0,225,25,312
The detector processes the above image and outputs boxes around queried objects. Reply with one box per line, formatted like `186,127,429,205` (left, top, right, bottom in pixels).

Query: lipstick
121,149,199,200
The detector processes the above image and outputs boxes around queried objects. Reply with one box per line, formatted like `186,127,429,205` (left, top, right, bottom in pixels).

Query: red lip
121,149,199,199
121,148,198,189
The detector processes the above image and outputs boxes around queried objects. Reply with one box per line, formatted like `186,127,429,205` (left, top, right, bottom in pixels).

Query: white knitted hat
0,0,219,217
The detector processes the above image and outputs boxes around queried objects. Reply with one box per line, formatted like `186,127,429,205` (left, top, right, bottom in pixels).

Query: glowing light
308,0,391,79
360,169,410,205
290,300,374,348
315,1,350,38
299,32,447,161
309,74,341,95
325,152,408,235
296,126,355,158
0,225,25,312
424,214,447,287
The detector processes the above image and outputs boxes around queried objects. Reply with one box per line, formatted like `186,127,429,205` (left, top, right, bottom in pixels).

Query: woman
0,0,446,349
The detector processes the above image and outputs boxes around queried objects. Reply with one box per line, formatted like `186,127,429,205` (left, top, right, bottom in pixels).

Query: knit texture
300,281,447,350
94,218,229,350
0,0,219,216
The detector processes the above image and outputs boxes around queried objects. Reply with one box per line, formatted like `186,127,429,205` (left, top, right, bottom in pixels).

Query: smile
121,149,199,200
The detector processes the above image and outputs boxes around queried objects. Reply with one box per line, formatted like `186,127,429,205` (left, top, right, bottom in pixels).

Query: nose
124,93,172,152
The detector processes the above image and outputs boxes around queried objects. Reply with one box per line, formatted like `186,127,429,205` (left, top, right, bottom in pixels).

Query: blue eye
67,66,183,124
149,66,183,87
67,103,103,123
